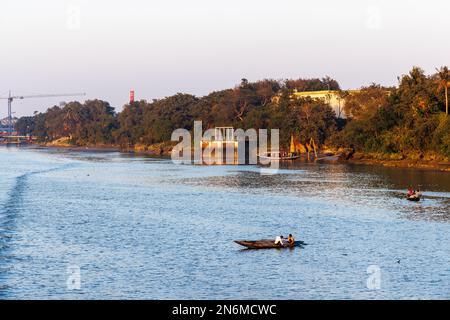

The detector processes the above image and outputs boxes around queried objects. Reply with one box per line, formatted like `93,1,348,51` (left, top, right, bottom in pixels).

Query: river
0,146,449,299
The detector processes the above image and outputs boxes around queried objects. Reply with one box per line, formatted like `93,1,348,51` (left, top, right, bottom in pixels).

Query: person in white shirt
274,235,285,246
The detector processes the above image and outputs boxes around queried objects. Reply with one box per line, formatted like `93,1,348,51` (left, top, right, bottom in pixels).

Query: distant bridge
0,135,33,145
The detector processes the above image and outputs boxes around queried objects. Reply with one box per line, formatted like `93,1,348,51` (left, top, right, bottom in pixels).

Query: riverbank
345,152,450,172
23,140,450,172
37,138,175,156
347,157,450,172
30,142,121,153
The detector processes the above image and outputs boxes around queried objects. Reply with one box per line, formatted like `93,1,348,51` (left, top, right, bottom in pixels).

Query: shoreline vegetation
14,66,450,172
26,141,450,172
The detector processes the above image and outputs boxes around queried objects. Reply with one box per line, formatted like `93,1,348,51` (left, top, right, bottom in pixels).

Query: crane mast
7,91,12,137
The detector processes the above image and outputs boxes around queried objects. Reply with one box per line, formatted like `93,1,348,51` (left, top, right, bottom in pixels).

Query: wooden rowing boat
258,152,299,161
234,239,305,249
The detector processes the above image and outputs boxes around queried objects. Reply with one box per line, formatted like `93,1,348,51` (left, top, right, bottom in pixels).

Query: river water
0,146,449,299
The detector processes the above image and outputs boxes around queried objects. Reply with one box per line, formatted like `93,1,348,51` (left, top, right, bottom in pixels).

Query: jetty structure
198,127,325,164
200,127,240,164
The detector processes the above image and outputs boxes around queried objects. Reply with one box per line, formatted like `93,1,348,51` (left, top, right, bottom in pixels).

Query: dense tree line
16,100,117,145
15,68,450,159
333,67,450,159
16,77,335,148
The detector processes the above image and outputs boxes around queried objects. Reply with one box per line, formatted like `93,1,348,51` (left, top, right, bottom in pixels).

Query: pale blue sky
0,0,448,117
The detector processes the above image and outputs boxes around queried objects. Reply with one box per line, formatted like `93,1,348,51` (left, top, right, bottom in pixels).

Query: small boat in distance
406,194,422,202
235,239,305,249
257,151,299,161
406,189,422,201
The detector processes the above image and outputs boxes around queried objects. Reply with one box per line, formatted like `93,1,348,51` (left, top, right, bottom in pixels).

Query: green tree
15,116,35,136
436,66,450,115
343,84,390,120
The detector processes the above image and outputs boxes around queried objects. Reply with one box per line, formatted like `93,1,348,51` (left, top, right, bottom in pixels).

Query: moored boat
257,151,299,161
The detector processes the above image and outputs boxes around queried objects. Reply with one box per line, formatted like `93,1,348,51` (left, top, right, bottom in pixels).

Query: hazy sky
0,0,449,117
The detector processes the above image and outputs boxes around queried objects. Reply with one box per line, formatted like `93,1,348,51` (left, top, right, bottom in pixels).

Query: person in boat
287,234,295,246
274,235,285,246
407,188,414,196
